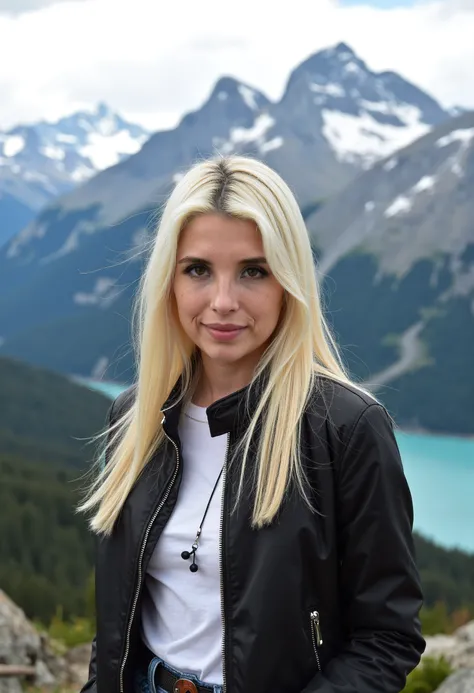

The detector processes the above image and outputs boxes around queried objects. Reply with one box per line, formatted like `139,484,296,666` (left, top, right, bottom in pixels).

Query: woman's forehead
178,214,263,254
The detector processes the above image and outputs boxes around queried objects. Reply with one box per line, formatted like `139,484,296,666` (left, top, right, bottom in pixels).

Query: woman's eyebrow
177,256,268,264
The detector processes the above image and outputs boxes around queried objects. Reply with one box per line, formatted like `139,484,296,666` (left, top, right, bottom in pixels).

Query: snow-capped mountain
1,42,470,434
306,111,474,276
0,43,453,266
272,42,447,169
304,111,474,433
0,103,150,246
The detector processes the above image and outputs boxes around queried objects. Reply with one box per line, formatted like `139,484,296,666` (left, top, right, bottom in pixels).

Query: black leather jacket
81,375,425,693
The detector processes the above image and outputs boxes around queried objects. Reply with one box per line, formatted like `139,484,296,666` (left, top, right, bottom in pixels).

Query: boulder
63,642,92,687
424,620,474,670
435,668,474,692
0,589,67,692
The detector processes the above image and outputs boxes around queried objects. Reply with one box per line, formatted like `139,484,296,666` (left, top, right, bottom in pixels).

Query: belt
154,664,210,693
138,643,212,693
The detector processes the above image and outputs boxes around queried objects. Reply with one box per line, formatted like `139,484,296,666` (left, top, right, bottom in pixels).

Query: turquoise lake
81,378,474,555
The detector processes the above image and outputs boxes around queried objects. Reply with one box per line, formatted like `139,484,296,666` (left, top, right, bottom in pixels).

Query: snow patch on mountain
78,129,146,170
238,85,261,111
6,221,48,258
310,82,345,99
383,157,398,171
213,113,282,156
70,164,95,183
384,195,413,217
40,145,65,160
413,175,436,193
436,127,474,148
74,277,119,307
384,175,437,218
260,136,284,153
435,126,474,178
322,105,431,167
231,113,275,144
2,135,25,157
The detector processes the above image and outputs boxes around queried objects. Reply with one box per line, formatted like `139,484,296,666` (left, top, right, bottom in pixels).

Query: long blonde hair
78,155,362,536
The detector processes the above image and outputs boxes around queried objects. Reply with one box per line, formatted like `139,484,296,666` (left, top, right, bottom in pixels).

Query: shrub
34,605,95,649
402,656,452,693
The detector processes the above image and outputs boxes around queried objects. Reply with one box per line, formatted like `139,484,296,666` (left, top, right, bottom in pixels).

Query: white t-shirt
141,401,228,684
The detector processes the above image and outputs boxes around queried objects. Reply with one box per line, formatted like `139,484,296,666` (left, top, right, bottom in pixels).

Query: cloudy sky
0,0,473,131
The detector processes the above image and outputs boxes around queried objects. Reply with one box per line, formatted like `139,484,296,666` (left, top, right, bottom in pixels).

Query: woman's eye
185,265,208,277
183,265,268,279
243,266,267,279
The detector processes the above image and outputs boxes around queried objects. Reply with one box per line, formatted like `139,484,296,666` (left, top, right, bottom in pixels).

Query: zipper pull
310,611,323,647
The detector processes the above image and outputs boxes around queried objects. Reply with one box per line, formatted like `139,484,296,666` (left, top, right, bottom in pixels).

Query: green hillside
0,355,111,467
0,356,111,622
0,454,95,623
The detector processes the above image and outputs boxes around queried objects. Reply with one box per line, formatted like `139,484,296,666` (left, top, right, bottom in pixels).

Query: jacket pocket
309,610,323,671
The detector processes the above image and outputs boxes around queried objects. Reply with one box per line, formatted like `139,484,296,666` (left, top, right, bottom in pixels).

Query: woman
78,155,425,693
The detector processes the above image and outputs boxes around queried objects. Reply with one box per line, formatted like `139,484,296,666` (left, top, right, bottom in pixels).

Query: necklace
181,465,224,573
184,411,207,424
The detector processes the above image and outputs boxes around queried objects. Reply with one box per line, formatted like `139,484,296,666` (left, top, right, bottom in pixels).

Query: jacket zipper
310,610,323,672
219,433,231,693
119,421,180,693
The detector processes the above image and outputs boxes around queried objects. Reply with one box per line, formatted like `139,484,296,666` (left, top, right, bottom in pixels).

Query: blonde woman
78,155,425,693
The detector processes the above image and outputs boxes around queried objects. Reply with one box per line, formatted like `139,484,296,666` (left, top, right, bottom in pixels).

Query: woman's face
173,213,285,369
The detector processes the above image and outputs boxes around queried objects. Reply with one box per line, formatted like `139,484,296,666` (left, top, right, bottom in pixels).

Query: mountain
0,43,450,266
0,43,464,430
0,355,110,467
276,42,447,169
0,103,150,246
306,111,474,434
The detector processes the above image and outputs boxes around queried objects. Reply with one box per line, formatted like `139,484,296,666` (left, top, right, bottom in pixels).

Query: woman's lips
204,325,247,341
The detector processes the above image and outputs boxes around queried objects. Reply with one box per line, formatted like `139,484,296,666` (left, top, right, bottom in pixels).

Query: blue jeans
134,655,223,693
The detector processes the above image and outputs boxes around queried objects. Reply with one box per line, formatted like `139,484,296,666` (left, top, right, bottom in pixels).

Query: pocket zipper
310,610,323,671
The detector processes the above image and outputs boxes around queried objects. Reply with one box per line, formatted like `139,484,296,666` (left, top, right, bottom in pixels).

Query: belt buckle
173,678,198,693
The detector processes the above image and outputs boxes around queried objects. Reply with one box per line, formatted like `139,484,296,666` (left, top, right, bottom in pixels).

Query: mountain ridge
0,43,470,433
0,103,150,246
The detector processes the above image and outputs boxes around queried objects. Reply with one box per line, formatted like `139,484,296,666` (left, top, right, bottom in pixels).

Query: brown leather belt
138,643,212,693
154,664,209,693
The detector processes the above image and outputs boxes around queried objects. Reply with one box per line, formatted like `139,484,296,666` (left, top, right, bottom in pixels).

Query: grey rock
425,620,474,670
63,643,93,687
435,669,474,692
0,677,22,693
0,589,69,690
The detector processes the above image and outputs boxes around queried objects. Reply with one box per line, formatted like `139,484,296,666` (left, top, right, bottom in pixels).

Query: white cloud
0,0,85,14
0,0,473,132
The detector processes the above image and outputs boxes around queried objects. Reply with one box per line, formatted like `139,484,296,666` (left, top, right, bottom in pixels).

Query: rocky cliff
0,590,89,693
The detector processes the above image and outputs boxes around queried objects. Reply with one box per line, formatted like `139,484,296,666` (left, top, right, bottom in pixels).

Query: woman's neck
192,357,257,407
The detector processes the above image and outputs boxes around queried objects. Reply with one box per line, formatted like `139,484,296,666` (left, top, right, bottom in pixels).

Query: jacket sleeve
79,398,117,693
79,636,97,692
302,403,425,693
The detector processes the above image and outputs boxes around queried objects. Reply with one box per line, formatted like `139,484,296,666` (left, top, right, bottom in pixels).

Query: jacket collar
161,365,268,439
